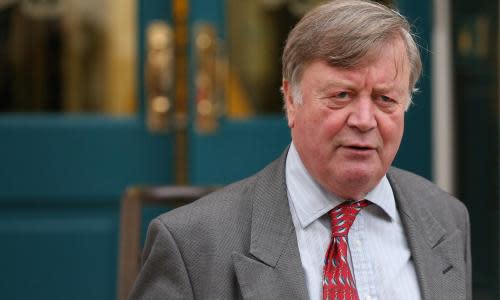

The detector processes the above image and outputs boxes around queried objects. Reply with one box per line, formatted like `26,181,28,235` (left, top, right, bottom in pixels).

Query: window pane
0,0,137,115
224,0,393,118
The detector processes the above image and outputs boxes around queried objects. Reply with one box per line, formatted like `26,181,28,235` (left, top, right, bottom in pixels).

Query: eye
380,95,393,102
319,90,353,109
376,95,398,106
375,94,400,112
337,91,349,99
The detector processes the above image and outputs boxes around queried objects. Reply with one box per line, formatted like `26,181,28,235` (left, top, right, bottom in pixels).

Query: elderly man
130,1,471,299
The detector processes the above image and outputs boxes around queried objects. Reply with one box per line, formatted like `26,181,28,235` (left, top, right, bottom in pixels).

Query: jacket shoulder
157,154,285,228
388,167,469,225
157,175,256,231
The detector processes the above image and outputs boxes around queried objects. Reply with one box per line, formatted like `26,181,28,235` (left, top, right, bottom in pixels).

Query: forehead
301,38,410,90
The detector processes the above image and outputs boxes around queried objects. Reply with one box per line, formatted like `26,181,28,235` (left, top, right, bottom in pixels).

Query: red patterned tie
323,200,371,300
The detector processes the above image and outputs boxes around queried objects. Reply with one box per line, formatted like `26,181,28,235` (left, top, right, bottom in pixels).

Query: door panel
0,202,118,300
0,117,173,199
0,1,173,299
190,117,290,184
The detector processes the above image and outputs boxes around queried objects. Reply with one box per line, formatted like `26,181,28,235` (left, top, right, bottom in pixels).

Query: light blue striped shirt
286,143,421,300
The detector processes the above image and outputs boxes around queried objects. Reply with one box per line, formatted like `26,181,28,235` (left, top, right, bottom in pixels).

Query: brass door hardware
145,21,174,133
194,23,226,133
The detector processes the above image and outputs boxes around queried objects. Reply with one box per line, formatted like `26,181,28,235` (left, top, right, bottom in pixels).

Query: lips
344,144,375,151
339,144,377,156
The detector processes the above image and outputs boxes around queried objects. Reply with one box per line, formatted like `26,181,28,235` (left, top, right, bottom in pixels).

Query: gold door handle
194,23,226,133
145,21,174,133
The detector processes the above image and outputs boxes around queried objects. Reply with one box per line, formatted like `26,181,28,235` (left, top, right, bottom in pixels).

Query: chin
343,170,372,187
342,163,378,179
332,165,383,198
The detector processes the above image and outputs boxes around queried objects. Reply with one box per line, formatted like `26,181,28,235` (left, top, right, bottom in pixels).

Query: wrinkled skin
283,38,410,200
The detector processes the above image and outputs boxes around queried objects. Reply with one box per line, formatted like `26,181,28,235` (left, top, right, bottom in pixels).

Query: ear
282,79,297,128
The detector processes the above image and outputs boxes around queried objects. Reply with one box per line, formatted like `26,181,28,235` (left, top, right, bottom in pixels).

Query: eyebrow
373,84,406,96
317,80,357,94
316,76,409,97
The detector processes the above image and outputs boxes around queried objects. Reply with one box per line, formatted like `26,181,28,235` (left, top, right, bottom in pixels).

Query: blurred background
0,0,498,299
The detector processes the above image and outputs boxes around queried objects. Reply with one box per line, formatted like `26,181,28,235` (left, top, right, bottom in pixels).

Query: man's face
284,39,410,200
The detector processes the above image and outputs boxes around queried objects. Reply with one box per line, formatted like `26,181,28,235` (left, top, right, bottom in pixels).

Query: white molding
431,0,455,194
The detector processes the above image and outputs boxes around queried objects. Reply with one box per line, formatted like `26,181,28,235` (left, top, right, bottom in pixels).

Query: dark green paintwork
394,0,432,180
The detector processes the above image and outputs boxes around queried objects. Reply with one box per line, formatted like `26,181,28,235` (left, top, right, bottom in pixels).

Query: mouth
341,144,376,154
344,145,375,151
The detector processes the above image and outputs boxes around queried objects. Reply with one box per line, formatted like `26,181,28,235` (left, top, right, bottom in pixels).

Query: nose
346,96,377,132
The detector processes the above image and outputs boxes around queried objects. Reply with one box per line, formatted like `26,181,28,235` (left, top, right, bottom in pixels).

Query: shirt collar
286,142,397,229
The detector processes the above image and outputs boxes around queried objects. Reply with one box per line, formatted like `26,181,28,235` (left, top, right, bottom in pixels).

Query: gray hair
282,0,422,109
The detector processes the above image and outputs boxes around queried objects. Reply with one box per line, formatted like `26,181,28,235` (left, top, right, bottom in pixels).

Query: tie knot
329,200,371,236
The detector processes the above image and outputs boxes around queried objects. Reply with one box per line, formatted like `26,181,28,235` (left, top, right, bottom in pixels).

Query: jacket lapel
232,156,467,299
388,169,467,300
232,153,308,299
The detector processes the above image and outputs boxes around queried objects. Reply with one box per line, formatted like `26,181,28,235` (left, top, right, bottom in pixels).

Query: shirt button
365,296,372,300
355,239,362,248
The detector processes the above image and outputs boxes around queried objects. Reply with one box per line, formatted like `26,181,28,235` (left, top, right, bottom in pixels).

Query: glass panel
453,0,499,298
0,0,137,115
224,0,393,118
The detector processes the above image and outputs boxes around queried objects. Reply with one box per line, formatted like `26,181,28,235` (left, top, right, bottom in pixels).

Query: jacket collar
232,149,308,299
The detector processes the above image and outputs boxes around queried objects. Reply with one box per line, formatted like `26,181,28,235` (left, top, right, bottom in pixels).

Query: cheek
293,108,332,150
294,104,348,146
380,113,404,149
320,111,350,139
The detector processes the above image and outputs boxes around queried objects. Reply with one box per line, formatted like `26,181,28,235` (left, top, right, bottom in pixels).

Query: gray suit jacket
130,152,472,300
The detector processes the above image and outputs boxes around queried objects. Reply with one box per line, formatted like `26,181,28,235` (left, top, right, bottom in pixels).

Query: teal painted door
0,1,432,300
187,0,432,186
0,1,174,299
186,0,291,185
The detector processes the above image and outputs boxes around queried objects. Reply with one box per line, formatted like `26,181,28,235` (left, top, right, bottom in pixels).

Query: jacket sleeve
129,218,195,300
